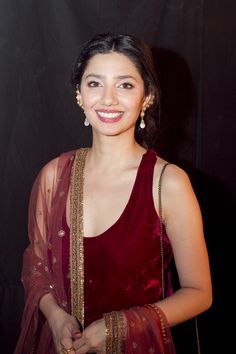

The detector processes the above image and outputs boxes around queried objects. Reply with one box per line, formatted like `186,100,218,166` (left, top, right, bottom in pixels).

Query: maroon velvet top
62,150,173,327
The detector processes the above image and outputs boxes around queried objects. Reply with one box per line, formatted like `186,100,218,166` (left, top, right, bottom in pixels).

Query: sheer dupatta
14,151,76,354
123,305,175,353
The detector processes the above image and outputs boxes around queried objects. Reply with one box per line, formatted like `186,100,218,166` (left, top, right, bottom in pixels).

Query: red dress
62,149,173,327
15,149,174,353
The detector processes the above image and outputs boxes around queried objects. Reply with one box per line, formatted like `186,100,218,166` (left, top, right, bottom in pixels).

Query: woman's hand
48,306,81,353
73,318,106,354
39,293,81,353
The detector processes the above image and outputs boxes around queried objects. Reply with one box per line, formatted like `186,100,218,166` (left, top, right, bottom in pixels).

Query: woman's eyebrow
85,74,104,79
115,75,137,81
84,74,137,81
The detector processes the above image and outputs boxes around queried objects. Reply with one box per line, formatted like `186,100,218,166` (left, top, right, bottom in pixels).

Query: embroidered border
103,311,126,353
70,148,88,327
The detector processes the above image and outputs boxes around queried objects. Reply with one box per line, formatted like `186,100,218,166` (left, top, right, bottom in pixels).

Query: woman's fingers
73,337,87,350
60,326,81,353
73,318,106,353
60,335,75,354
74,342,90,354
58,340,76,353
58,348,75,354
73,330,82,340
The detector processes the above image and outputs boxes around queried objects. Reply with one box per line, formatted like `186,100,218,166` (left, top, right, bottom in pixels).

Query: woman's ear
76,90,83,108
143,93,155,109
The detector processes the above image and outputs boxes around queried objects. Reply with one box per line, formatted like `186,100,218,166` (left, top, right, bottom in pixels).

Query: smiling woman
77,52,149,138
73,33,159,148
15,33,212,354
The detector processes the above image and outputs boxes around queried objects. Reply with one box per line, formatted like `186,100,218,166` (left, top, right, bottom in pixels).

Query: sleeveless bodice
62,150,173,327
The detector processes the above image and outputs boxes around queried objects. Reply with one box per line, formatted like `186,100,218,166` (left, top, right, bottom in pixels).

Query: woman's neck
86,134,146,171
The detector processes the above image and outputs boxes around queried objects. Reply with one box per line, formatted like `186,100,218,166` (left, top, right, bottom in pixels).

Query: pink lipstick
95,109,124,123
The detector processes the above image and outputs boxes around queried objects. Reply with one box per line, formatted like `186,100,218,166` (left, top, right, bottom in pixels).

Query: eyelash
87,81,134,89
87,81,101,88
118,82,134,89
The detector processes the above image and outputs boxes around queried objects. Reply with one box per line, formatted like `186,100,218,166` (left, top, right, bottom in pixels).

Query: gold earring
139,95,154,129
140,106,146,129
76,90,83,108
76,90,90,126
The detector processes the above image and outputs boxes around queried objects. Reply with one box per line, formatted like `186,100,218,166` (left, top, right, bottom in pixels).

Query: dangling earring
139,95,154,129
140,107,146,129
84,117,90,126
76,90,90,127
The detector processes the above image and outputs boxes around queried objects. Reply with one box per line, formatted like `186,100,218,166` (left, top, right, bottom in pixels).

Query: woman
15,33,212,354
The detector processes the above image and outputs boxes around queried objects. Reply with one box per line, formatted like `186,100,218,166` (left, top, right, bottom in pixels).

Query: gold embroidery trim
103,311,126,353
70,148,88,327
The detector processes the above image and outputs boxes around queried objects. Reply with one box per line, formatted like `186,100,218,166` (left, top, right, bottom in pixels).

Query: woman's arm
39,293,81,352
34,159,81,350
16,156,81,353
154,163,212,326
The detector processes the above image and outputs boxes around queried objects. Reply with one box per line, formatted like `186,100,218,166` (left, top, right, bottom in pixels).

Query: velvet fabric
62,150,173,327
15,149,174,353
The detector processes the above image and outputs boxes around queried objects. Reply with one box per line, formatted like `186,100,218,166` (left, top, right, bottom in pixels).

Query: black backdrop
0,1,235,353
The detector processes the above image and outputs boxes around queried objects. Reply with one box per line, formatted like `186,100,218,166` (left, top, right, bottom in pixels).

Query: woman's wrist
123,305,175,353
39,292,65,325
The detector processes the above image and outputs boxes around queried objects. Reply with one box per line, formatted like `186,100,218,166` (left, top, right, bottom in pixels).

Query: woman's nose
101,87,118,106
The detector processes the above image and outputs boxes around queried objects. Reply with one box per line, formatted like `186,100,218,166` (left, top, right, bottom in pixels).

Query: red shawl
15,151,75,353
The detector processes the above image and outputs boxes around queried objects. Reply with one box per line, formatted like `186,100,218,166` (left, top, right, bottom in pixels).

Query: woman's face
79,52,148,137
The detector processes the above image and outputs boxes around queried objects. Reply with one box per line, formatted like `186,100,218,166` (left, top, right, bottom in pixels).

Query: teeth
97,111,122,118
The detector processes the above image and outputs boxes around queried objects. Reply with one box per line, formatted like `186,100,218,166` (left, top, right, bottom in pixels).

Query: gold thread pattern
70,148,88,328
104,312,113,353
103,311,126,353
147,304,168,344
117,311,126,353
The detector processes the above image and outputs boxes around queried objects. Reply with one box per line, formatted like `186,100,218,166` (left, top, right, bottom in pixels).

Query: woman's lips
95,109,124,123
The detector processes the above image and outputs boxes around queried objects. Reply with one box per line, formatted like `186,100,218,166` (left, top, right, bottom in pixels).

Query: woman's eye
119,82,134,89
87,81,101,88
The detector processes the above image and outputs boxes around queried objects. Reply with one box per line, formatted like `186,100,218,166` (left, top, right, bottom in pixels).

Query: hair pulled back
71,33,160,148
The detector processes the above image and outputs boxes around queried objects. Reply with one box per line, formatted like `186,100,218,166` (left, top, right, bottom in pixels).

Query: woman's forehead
83,52,142,78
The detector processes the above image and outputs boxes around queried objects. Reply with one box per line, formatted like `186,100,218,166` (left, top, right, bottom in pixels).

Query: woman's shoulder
153,156,195,219
154,156,192,195
38,149,77,184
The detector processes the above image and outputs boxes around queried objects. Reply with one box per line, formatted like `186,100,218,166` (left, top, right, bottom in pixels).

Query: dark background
0,1,235,353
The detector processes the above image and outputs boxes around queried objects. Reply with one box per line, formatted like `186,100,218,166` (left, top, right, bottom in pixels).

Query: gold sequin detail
70,148,88,328
103,311,125,354
58,229,65,237
62,300,68,307
148,304,168,344
130,321,135,328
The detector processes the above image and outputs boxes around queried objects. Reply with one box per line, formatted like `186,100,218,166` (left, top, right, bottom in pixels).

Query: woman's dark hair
71,33,160,148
